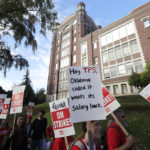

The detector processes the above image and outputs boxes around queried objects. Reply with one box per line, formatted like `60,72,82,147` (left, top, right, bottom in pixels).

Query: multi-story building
46,2,150,101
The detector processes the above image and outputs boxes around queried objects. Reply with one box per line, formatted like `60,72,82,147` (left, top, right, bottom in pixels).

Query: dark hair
113,109,123,117
15,114,26,127
40,110,45,115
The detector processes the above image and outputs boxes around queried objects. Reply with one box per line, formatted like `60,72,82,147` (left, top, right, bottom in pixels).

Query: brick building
46,2,150,101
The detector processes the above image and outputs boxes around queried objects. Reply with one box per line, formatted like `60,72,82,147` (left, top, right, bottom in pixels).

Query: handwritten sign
26,102,34,118
10,85,26,114
0,94,7,111
67,66,106,123
102,84,120,116
139,83,150,102
49,98,75,138
0,98,11,119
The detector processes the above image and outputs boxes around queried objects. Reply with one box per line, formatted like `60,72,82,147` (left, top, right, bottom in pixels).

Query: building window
73,19,77,25
102,51,108,63
106,32,113,44
104,68,110,79
73,55,76,63
142,17,150,28
61,47,69,57
122,43,131,56
108,48,115,61
73,37,76,42
134,60,143,73
54,74,56,80
93,57,98,65
126,62,133,74
59,69,67,81
121,84,128,94
61,39,70,49
130,86,136,93
100,35,107,46
73,45,76,51
115,46,122,59
62,32,70,41
81,43,87,54
130,40,139,54
73,28,76,34
56,54,58,59
110,66,117,77
55,63,58,70
60,57,69,68
82,57,88,66
118,64,126,75
106,86,111,92
119,26,127,39
113,85,119,95
93,42,97,49
112,29,119,41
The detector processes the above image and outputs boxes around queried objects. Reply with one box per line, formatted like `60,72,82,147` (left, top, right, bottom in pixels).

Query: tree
0,0,57,74
20,69,35,105
0,85,12,97
35,88,46,104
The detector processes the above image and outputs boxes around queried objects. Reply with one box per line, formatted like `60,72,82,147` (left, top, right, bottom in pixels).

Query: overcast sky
0,0,149,91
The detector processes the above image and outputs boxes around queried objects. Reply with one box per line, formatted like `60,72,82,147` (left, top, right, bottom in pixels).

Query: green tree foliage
0,86,12,97
20,69,35,105
0,0,57,75
35,88,46,104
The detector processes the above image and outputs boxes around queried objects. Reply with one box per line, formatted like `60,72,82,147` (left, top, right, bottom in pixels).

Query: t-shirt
107,123,132,150
0,126,9,149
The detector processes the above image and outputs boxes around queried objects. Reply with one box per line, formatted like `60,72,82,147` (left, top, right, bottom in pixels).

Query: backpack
67,140,86,150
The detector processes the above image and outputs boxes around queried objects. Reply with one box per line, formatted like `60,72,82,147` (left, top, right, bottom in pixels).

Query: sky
0,0,149,92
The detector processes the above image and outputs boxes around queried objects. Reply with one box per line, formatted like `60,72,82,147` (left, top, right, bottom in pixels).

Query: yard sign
0,94,7,111
26,102,34,118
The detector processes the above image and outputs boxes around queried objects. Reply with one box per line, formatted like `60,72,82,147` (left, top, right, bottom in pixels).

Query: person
71,121,102,150
46,124,55,150
0,119,9,150
107,109,135,150
29,110,47,150
26,117,32,150
52,136,74,150
1,114,28,150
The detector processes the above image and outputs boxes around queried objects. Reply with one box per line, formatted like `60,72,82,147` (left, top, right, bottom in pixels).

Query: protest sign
10,85,26,114
26,102,34,118
49,98,75,138
102,84,120,116
139,83,150,102
0,94,7,111
67,66,106,123
0,98,11,119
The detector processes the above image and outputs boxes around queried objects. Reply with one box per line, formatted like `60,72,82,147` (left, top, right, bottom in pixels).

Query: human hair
40,110,45,115
15,114,26,127
113,108,124,120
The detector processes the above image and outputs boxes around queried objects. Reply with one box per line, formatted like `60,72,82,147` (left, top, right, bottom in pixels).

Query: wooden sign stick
64,136,69,150
87,121,94,150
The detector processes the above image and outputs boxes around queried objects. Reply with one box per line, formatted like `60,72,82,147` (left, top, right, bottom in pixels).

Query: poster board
67,66,106,123
0,94,7,111
49,98,75,138
26,102,34,118
0,98,11,119
10,85,26,114
139,83,150,102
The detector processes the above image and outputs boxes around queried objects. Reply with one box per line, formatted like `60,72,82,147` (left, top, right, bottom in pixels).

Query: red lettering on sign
83,67,97,73
147,96,150,102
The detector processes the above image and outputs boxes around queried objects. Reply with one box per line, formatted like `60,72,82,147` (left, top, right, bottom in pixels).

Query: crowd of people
0,109,136,150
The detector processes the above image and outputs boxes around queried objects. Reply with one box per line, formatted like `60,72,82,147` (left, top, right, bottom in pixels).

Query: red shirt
52,136,73,150
0,126,9,150
72,139,101,150
107,122,131,150
46,125,54,139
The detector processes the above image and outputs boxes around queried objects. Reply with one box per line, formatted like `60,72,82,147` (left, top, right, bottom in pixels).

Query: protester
52,136,73,150
26,117,32,150
0,119,9,150
1,114,28,150
71,121,102,150
29,110,47,150
46,124,55,150
107,109,135,150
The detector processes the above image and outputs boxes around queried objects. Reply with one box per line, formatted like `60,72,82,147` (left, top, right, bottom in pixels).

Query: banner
10,85,26,114
102,85,120,116
0,94,7,111
139,83,150,102
26,102,34,118
49,98,75,138
0,98,11,119
67,66,106,123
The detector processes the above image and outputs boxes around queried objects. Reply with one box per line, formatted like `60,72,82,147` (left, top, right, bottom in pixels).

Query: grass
7,95,150,150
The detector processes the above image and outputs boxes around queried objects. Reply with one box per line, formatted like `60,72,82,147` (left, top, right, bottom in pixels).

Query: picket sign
0,94,7,112
102,84,120,116
139,83,150,102
26,102,34,118
0,98,11,119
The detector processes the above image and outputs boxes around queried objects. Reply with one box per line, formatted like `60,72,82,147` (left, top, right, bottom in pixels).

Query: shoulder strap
74,140,86,150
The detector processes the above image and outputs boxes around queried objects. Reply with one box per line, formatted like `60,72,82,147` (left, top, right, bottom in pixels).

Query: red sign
147,96,150,102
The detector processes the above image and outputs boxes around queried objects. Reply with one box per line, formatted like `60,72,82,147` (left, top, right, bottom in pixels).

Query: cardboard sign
26,102,34,118
139,83,150,102
67,66,106,123
0,98,11,119
49,98,75,138
0,94,7,111
10,85,26,114
102,85,120,116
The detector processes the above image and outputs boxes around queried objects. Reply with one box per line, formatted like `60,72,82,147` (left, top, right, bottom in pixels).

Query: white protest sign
67,66,106,123
0,94,7,111
102,84,120,116
139,83,150,102
49,98,75,138
0,98,11,119
10,85,26,114
26,102,34,118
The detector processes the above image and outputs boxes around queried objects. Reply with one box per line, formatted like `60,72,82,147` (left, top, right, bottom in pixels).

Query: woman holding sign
71,121,102,150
